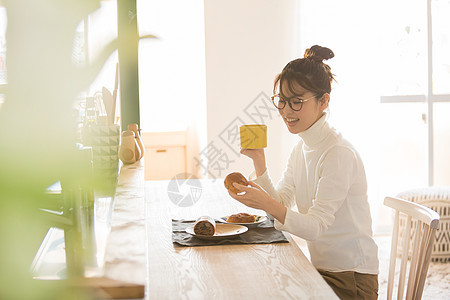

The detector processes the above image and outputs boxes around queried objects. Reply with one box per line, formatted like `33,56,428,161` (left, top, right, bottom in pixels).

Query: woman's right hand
240,148,264,160
240,148,267,177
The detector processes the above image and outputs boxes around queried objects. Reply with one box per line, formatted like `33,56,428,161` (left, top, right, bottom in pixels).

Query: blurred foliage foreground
0,1,119,299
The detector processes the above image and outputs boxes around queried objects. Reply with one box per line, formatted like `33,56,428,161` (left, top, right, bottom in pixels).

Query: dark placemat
172,218,289,247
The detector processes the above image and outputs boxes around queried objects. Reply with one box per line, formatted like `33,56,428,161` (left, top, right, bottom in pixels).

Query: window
84,1,118,96
379,0,450,190
298,0,450,232
137,0,206,133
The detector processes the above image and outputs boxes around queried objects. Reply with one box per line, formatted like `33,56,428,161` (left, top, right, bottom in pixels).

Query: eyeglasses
271,94,316,111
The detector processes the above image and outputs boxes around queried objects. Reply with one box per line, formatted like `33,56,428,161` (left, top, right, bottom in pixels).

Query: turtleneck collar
298,112,329,148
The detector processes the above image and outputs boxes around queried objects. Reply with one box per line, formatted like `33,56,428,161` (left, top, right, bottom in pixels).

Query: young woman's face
278,80,328,134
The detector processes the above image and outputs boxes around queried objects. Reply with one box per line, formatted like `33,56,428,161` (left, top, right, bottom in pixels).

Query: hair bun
304,45,334,62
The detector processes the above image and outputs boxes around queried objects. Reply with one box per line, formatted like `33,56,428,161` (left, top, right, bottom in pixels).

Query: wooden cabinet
142,131,187,180
145,146,186,180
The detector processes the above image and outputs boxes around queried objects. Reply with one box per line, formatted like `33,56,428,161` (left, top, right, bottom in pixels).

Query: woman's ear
319,93,330,111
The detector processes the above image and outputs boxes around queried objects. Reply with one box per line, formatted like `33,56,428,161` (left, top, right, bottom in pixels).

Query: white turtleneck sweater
254,113,379,274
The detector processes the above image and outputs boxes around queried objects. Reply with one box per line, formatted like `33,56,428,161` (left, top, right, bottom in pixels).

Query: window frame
380,0,450,186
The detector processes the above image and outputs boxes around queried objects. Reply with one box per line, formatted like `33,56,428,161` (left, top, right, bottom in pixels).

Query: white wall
204,0,299,182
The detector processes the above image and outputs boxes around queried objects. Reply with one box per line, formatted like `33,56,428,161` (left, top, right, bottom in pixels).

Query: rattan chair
384,196,440,300
397,187,450,262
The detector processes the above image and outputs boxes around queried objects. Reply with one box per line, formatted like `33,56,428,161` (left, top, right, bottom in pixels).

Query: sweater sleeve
252,144,300,209
274,146,357,241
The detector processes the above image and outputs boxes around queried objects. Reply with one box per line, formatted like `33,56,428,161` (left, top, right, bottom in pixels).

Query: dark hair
274,45,335,99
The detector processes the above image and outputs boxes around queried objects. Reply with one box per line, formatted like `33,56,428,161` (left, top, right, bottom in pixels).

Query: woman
228,45,379,299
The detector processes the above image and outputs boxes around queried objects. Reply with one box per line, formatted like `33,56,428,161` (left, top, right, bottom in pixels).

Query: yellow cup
240,124,267,149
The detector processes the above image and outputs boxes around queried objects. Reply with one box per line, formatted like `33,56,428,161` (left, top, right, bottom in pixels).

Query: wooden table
145,178,338,299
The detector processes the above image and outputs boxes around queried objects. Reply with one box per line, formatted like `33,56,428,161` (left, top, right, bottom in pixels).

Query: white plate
185,224,248,240
220,215,267,227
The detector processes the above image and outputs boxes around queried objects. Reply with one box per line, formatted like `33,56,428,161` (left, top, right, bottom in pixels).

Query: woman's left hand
228,181,288,224
228,181,274,211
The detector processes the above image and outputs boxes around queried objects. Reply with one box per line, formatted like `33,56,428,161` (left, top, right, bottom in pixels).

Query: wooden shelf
31,160,146,299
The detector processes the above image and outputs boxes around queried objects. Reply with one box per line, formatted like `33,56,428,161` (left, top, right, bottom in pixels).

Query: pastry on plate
226,213,256,223
224,172,249,193
193,216,216,236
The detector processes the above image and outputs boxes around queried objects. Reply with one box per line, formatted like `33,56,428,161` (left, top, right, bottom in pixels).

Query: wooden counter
103,160,146,286
92,159,147,299
31,160,147,298
145,178,338,299
33,162,337,299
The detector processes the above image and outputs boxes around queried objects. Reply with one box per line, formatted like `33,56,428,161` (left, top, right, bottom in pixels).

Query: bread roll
226,213,256,223
193,216,216,236
224,172,249,193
